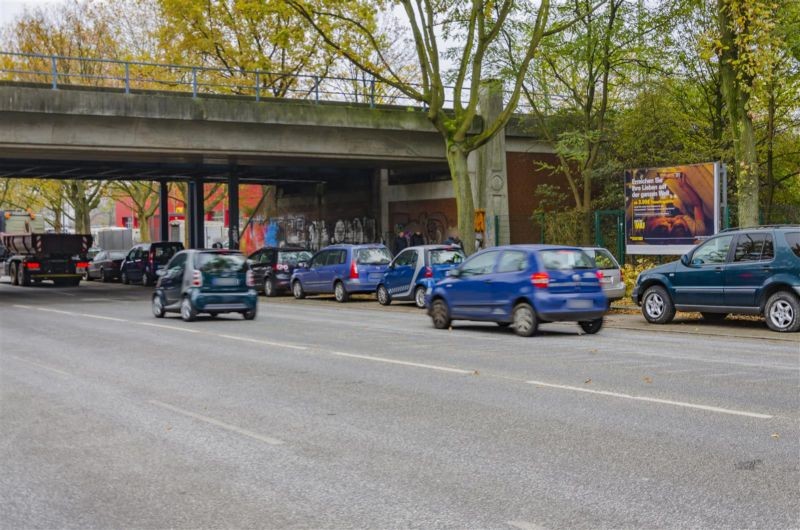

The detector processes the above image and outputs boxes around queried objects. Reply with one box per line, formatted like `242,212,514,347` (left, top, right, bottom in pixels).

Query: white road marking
5,355,72,377
11,304,32,309
507,521,548,530
217,334,307,350
78,313,128,322
660,369,702,375
704,371,753,378
148,400,284,446
328,351,474,375
526,380,773,419
138,322,200,333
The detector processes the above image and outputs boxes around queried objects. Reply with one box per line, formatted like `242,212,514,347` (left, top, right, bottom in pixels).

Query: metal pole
255,71,260,102
124,62,130,95
594,211,602,247
50,55,57,90
370,78,375,108
193,178,205,248
191,67,198,98
159,181,169,242
313,76,319,103
228,172,239,250
187,180,197,248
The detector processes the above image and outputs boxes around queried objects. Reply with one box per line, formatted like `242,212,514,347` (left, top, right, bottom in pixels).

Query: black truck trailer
2,233,93,286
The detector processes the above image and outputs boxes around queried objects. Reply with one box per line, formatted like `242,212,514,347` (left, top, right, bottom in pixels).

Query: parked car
425,245,607,337
582,247,625,305
291,244,392,302
151,249,257,322
377,245,465,308
121,241,184,286
248,246,313,296
85,250,126,282
632,226,800,332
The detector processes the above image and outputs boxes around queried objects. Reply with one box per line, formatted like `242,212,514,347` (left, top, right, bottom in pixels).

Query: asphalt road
1,280,798,529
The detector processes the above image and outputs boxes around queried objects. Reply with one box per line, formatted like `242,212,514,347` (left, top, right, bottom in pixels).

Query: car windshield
109,251,126,260
539,249,595,270
196,252,246,273
278,250,313,265
356,247,391,265
430,249,465,265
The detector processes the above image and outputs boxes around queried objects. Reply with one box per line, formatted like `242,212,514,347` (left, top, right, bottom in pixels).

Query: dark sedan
85,250,127,282
248,246,312,296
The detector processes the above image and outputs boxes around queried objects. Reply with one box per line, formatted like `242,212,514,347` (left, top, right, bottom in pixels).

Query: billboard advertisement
625,162,720,255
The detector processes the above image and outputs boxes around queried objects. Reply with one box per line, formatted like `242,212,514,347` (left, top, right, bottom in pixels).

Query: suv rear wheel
764,291,800,332
641,285,675,324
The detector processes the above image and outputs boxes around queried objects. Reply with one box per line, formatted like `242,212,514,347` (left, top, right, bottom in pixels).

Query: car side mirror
680,254,690,266
447,268,461,278
298,261,308,269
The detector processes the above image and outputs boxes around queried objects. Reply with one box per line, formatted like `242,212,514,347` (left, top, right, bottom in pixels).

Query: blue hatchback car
377,245,466,308
425,245,607,336
291,244,393,302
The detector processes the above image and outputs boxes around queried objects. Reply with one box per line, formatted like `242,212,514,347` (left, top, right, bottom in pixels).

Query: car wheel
9,263,18,286
701,312,727,322
152,293,166,318
180,297,197,322
142,273,151,287
764,291,800,332
243,307,257,320
430,299,451,330
17,263,30,286
579,318,604,335
82,270,90,281
641,285,675,324
264,278,277,297
512,302,538,337
414,286,427,309
334,281,349,303
377,285,391,306
292,280,305,299
121,272,129,285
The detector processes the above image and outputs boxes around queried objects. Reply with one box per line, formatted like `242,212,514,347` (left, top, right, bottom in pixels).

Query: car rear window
356,247,391,265
109,251,126,259
196,252,246,273
152,244,183,264
592,249,619,270
539,249,595,270
278,250,312,264
786,232,800,258
430,249,465,265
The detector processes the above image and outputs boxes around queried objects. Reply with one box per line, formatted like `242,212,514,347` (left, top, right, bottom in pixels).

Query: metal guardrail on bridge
0,51,465,109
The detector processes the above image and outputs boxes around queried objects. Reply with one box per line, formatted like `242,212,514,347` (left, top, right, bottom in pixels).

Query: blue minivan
425,245,607,336
377,245,465,308
291,244,393,302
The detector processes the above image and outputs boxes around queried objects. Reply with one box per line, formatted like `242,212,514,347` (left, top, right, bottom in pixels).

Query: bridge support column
476,79,509,247
188,178,205,248
228,173,239,250
159,181,169,242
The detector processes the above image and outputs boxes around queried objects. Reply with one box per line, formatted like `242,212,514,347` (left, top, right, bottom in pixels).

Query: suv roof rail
719,224,800,233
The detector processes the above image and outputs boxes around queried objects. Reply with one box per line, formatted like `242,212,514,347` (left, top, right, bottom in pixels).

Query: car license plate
600,277,612,283
567,299,593,309
213,277,238,286
368,273,382,281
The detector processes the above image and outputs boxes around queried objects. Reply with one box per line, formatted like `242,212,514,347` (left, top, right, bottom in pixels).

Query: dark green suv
632,226,800,332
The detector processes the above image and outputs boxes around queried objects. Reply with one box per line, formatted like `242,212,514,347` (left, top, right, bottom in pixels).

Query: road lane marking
328,351,474,375
217,334,308,351
660,369,702,375
138,322,200,333
5,355,72,377
704,371,753,378
11,304,32,309
148,400,284,446
78,313,128,322
526,380,773,419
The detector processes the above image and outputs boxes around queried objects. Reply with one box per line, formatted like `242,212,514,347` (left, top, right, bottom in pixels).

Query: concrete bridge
0,84,552,248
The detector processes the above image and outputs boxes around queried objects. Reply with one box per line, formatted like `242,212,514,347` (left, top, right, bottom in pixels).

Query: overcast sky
0,0,66,27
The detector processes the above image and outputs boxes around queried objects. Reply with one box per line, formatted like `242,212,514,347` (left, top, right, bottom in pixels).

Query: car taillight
424,266,433,278
25,261,41,270
191,270,202,287
350,260,359,279
596,270,604,281
246,269,255,287
273,263,288,272
531,272,549,288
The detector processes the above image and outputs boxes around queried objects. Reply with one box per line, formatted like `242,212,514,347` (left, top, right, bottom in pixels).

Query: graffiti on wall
240,214,377,256
390,211,454,244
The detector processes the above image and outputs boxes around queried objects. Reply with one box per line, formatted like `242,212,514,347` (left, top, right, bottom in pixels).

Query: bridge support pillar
159,181,169,242
228,173,239,250
188,178,205,248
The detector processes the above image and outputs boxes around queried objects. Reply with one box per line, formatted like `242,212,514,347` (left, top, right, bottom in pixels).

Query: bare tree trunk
446,142,476,255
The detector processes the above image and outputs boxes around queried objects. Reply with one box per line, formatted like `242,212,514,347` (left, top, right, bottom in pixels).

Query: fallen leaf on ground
772,432,780,440
584,378,592,384
643,376,653,384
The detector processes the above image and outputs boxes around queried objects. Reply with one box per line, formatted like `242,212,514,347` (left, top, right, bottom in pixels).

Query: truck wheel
9,263,19,286
17,264,30,286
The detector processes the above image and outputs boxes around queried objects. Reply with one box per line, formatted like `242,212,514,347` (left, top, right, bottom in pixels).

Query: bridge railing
0,51,471,109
